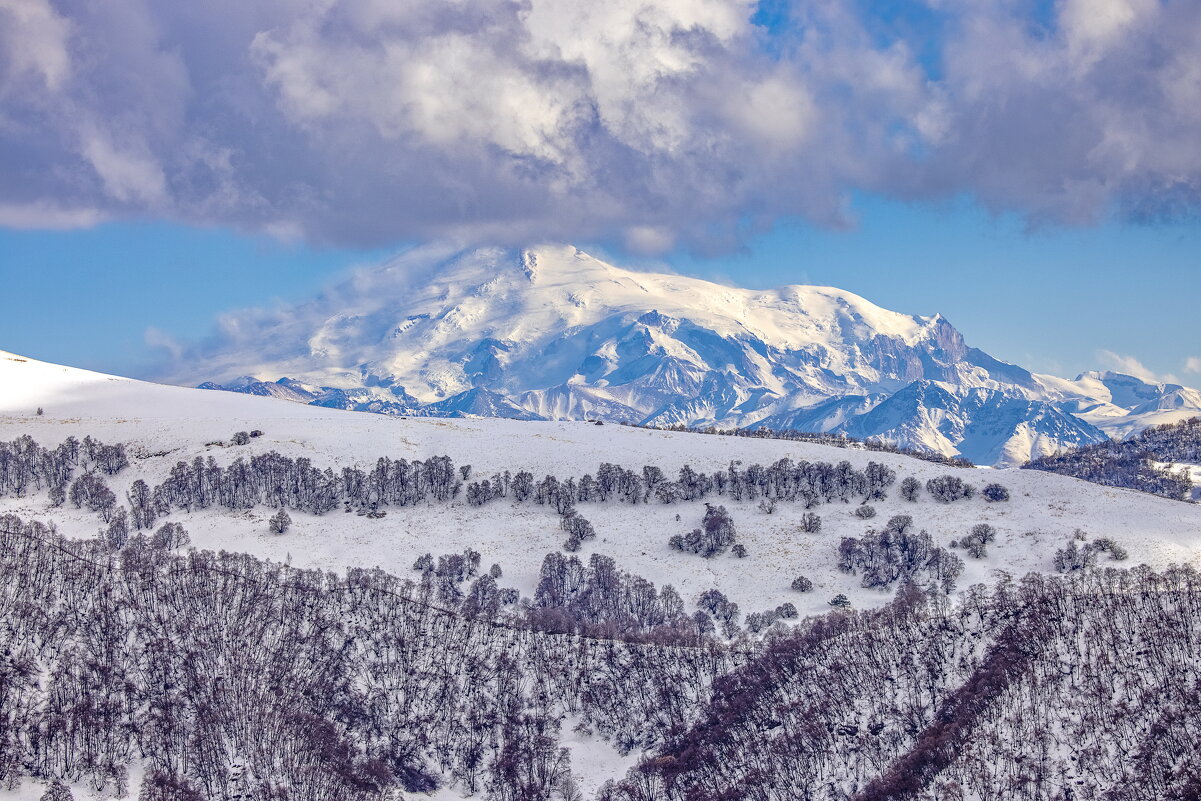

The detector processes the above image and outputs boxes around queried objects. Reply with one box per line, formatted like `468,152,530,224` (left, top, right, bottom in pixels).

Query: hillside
175,245,1201,466
3,351,1201,799
1026,416,1201,501
4,350,1201,617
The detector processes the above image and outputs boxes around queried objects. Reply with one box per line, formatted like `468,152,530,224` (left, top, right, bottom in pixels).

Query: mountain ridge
171,244,1200,465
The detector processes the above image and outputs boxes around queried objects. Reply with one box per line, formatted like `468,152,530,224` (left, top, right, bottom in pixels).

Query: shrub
799,512,822,533
854,505,877,520
1093,537,1129,561
791,575,813,593
982,483,1010,502
961,523,997,559
926,475,975,503
269,508,291,534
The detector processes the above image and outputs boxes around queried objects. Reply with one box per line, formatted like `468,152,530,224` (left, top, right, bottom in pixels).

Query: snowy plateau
182,244,1201,467
2,350,1201,799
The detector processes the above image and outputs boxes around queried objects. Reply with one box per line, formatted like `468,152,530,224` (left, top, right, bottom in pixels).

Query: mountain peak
178,244,1201,465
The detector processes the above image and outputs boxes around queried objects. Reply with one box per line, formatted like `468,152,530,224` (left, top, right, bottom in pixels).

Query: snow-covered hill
4,349,1200,621
3,350,1201,800
179,245,1201,466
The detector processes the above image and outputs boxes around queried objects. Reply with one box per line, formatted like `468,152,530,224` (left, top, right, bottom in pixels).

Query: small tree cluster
926,475,976,503
670,504,738,558
697,589,741,637
150,521,190,549
838,514,964,593
746,603,798,633
530,552,688,635
1054,535,1129,572
981,483,1010,502
560,510,597,552
70,473,117,521
954,523,997,559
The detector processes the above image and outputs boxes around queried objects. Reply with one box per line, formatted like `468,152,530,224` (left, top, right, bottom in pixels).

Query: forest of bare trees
4,431,1196,800
1025,416,1201,500
2,513,1198,799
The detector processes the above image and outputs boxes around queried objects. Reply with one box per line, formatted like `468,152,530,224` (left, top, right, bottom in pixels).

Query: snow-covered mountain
186,244,1201,466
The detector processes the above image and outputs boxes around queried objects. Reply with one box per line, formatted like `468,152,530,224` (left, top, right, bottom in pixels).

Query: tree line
1025,416,1200,501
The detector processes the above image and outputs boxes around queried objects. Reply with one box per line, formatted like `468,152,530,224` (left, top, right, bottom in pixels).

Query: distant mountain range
192,244,1201,465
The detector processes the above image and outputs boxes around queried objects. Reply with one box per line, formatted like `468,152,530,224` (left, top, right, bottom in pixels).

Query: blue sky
2,0,1200,385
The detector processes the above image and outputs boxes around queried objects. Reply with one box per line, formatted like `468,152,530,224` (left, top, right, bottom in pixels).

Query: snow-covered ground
3,349,1201,799
3,349,1200,619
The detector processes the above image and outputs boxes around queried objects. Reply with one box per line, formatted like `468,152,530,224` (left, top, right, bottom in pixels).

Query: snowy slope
4,350,1201,799
4,350,1200,619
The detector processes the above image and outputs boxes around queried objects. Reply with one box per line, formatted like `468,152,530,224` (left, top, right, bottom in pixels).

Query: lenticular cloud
1,0,1200,250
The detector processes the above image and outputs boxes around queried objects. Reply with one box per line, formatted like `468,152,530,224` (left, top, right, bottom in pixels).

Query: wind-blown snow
169,244,935,396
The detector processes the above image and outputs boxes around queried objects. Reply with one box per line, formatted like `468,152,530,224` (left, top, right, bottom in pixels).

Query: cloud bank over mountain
3,0,1201,250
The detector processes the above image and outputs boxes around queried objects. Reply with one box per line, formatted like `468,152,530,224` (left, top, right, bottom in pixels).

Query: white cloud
81,131,168,205
0,0,71,92
0,201,102,229
1060,0,1156,66
623,225,677,255
1097,349,1178,383
1185,356,1201,374
2,0,1201,247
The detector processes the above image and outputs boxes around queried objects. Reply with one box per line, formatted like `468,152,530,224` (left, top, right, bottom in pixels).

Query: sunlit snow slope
3,349,1200,620
173,245,1201,465
4,349,1201,799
